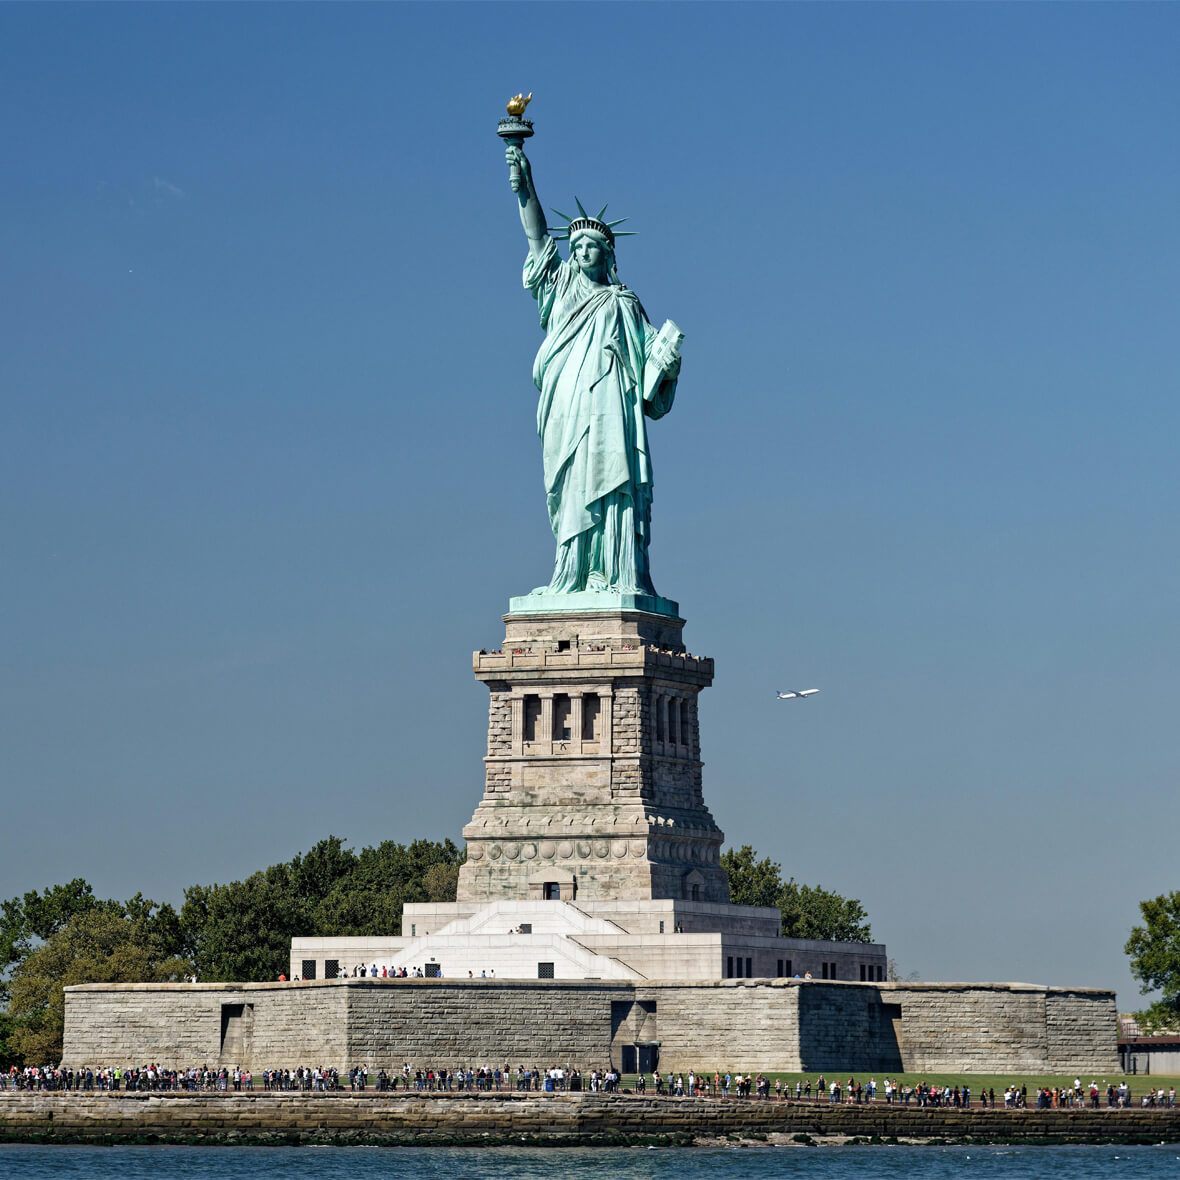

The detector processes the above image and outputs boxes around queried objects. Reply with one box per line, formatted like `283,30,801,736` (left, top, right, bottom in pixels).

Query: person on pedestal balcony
505,144,682,596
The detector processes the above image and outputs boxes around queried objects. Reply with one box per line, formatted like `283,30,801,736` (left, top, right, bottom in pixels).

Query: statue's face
572,233,609,281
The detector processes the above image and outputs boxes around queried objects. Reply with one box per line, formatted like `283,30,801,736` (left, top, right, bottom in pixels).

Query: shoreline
1,1092,1177,1147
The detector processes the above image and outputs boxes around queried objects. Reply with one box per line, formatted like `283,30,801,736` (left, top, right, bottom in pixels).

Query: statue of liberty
503,130,683,604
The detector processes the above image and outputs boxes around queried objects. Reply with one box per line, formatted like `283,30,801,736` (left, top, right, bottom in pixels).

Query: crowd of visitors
277,965,447,981
2,1063,1172,1109
1032,1079,1175,1109
0,1065,348,1092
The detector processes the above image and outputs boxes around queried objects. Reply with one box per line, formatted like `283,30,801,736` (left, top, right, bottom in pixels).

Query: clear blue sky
3,2,1177,1006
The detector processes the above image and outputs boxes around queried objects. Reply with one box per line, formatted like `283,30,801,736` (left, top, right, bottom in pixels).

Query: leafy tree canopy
721,844,872,943
1125,890,1180,1031
7,908,190,1066
180,836,463,983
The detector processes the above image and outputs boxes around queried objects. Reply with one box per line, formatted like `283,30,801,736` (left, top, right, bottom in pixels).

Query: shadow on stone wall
798,983,903,1073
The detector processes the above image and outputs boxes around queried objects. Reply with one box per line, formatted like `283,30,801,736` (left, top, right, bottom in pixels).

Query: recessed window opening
523,695,541,742
582,693,600,741
542,882,560,900
655,695,665,742
552,694,571,741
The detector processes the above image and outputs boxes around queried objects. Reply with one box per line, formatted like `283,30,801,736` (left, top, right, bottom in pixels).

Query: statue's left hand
650,333,681,378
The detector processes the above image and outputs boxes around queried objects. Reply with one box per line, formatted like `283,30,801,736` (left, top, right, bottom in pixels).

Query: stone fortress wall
63,977,1119,1075
5,1091,1177,1147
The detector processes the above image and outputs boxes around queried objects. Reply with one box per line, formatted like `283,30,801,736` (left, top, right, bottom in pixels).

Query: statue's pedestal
458,606,728,906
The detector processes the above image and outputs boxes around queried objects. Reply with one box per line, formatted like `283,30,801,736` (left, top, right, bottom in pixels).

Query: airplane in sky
776,689,819,700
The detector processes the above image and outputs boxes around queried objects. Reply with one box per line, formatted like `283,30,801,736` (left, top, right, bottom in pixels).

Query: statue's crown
550,198,637,247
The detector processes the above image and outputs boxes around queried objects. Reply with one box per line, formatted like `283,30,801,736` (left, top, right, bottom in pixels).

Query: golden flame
506,92,533,117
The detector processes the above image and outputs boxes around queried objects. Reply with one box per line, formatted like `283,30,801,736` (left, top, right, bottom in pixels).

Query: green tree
720,846,784,908
779,879,871,942
422,861,460,903
180,835,464,981
180,872,309,983
721,844,872,943
8,909,190,1064
1,880,183,1066
1125,891,1180,1030
1,879,115,995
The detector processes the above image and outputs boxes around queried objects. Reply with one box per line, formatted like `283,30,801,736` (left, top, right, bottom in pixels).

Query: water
2,1145,1178,1179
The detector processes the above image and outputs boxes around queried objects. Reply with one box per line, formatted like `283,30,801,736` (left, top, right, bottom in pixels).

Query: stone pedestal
457,609,729,905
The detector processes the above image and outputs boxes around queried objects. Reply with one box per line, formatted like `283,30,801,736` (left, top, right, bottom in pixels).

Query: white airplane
776,689,819,700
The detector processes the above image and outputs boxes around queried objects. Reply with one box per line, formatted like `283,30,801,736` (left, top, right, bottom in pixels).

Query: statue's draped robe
524,236,676,594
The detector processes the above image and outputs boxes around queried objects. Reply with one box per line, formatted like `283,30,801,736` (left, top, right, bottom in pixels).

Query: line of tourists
5,1064,1170,1110
376,1064,619,1093
0,1065,349,1092
1034,1079,1174,1109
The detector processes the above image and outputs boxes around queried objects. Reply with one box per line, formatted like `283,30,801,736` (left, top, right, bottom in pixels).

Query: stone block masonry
883,983,1121,1074
63,977,1119,1076
62,981,349,1070
1,1093,1176,1147
460,609,729,905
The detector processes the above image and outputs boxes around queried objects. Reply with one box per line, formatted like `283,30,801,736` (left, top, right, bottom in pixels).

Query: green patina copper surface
503,118,682,618
506,589,680,618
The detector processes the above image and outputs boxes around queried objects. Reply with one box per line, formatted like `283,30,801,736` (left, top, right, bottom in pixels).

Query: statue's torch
498,93,534,192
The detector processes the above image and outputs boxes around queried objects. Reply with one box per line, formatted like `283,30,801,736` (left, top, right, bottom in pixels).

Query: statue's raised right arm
505,144,548,256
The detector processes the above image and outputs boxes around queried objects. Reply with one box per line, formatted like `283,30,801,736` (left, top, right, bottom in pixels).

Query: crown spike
550,199,636,247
